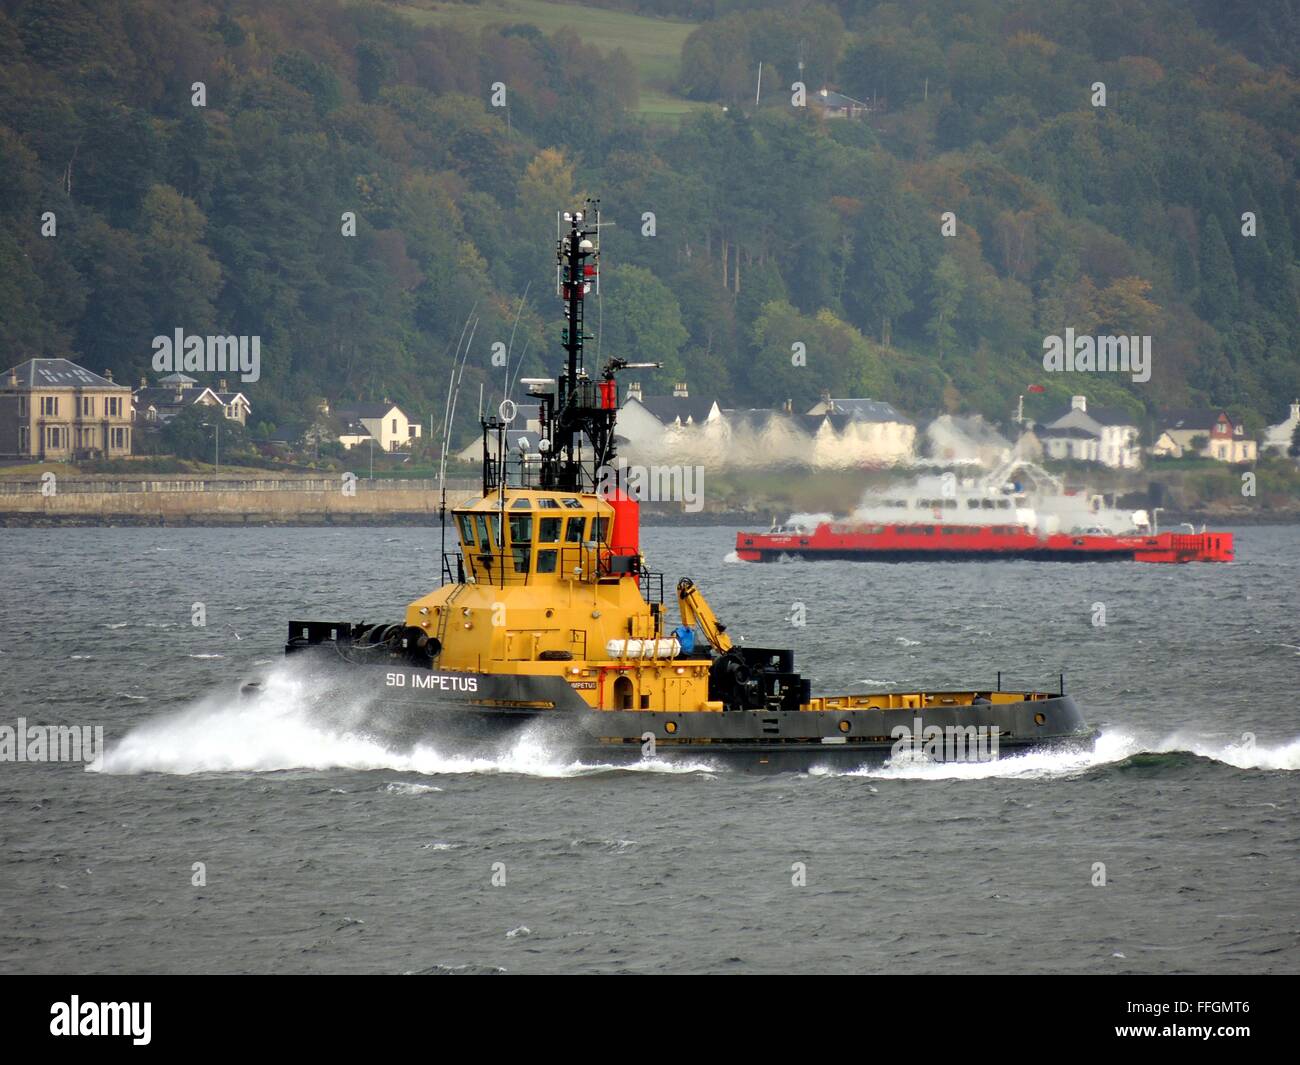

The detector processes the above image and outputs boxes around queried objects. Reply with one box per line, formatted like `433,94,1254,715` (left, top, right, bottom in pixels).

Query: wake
90,664,713,779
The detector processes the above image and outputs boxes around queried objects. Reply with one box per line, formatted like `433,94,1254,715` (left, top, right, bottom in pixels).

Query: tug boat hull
275,648,1092,771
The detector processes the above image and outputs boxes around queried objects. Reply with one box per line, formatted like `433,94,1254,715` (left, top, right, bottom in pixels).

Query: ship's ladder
432,583,467,668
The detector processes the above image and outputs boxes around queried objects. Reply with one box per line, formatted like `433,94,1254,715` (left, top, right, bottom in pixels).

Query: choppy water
1,525,1297,974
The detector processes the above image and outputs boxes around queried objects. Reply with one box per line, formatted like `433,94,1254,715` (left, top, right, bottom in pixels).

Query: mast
480,200,658,497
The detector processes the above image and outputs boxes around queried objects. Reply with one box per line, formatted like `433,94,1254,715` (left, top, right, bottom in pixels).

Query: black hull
260,652,1093,773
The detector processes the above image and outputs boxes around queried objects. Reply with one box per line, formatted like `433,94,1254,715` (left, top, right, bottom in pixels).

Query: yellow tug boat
279,204,1092,770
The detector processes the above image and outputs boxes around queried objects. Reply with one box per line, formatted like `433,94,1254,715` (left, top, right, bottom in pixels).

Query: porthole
664,721,677,734
838,720,851,734
1034,713,1046,726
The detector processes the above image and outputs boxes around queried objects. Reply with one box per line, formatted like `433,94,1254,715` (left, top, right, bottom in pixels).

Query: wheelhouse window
565,517,586,543
538,498,559,509
592,516,608,543
457,514,475,545
537,549,558,574
538,517,562,543
508,514,532,545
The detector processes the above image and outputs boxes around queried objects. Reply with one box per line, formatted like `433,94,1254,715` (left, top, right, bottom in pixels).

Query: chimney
7,368,17,387
626,381,642,403
1292,399,1299,420
1071,395,1086,412
673,382,689,398
104,368,113,382
219,378,227,391
783,398,792,414
140,375,147,389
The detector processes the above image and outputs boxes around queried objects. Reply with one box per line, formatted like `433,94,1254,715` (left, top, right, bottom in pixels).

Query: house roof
1049,404,1138,427
810,398,914,425
336,402,400,421
633,395,717,426
813,88,867,109
133,387,189,408
157,372,198,386
1161,408,1231,432
1037,425,1097,440
2,358,126,390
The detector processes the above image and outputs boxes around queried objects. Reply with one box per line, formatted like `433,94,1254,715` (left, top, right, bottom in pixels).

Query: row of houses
573,385,1291,471
2,356,1296,470
0,358,420,461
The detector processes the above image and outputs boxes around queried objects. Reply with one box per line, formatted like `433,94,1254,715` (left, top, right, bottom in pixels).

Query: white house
1152,408,1256,463
804,394,916,465
1039,395,1141,469
1262,399,1299,456
616,382,723,461
335,400,421,452
134,373,252,427
925,413,1013,468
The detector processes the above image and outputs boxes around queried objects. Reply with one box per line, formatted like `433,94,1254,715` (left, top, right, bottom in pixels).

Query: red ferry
736,521,1234,564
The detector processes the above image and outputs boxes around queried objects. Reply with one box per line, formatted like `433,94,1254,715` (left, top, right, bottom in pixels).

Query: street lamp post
201,421,220,475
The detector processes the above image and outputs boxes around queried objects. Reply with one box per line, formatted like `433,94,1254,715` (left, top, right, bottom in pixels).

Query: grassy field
391,0,709,117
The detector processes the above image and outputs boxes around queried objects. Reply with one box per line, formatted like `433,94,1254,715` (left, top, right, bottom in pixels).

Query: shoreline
3,508,1297,528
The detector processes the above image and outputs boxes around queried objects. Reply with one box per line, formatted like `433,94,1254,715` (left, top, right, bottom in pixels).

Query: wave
811,728,1300,780
90,664,716,779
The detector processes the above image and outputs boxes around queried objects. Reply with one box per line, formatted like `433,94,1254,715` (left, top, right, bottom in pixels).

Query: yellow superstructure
403,488,720,712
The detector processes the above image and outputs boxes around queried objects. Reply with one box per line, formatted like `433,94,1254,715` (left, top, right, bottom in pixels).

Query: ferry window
967,500,980,508
537,549,558,574
561,498,582,509
512,546,530,573
475,514,491,549
945,499,957,509
457,514,475,544
592,517,608,542
538,517,562,543
997,500,1009,509
538,498,559,509
509,514,532,544
565,517,586,543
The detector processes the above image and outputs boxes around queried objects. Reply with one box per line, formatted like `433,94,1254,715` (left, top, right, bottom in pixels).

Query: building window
41,396,58,416
18,395,27,416
81,396,94,416
18,427,28,452
391,418,397,435
106,396,121,417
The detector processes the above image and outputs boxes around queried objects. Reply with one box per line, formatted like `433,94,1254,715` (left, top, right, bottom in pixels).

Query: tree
600,265,689,386
925,255,965,361
1196,215,1239,324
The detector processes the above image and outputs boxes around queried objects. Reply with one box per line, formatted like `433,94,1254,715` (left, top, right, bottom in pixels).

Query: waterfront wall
0,477,480,525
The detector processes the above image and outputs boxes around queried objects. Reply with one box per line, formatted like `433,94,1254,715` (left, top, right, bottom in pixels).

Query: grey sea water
1,524,1297,974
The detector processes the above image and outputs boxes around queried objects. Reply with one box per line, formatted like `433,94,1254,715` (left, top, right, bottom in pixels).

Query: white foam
811,728,1300,780
91,664,718,779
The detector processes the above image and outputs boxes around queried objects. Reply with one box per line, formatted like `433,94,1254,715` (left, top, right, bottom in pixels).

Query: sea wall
0,477,480,526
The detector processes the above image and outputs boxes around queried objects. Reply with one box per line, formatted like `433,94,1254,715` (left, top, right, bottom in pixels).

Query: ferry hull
737,527,1234,563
